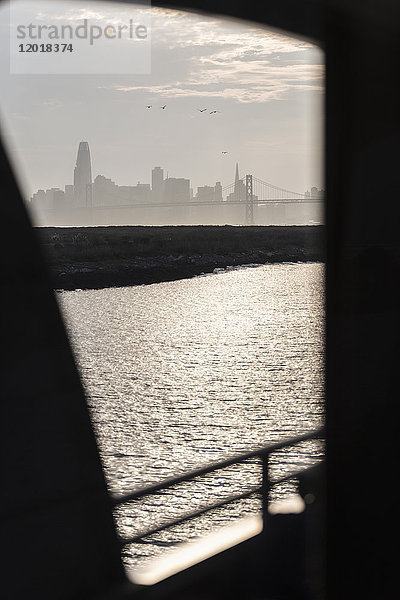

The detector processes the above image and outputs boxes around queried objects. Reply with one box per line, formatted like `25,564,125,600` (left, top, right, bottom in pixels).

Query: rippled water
57,262,325,568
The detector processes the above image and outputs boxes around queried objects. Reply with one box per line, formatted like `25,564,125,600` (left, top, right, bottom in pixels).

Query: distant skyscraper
196,181,223,202
152,166,164,202
227,163,245,202
65,184,74,205
215,181,223,201
31,188,64,211
73,141,92,207
163,177,190,203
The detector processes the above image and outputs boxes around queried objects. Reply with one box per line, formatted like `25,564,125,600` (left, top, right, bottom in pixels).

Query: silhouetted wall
0,140,125,599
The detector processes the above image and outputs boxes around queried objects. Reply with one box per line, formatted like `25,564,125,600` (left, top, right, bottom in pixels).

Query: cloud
111,76,322,103
15,1,151,27
42,98,64,110
108,56,323,104
17,3,323,103
9,112,31,121
103,7,324,103
35,9,107,22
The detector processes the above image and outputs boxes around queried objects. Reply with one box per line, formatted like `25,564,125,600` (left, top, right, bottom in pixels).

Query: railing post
261,452,270,525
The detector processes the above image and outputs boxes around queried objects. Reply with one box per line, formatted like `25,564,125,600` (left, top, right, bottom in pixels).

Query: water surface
58,262,325,567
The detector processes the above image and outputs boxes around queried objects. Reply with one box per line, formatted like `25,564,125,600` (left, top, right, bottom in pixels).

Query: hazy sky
0,1,324,199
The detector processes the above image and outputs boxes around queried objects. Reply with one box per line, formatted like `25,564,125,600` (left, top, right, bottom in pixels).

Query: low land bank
35,225,325,291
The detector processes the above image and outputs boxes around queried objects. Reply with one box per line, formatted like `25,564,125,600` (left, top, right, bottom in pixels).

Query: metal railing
111,427,325,548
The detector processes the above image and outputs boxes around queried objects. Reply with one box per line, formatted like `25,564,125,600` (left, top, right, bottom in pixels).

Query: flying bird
222,151,228,154
161,105,166,109
209,110,221,114
146,105,152,108
197,108,207,112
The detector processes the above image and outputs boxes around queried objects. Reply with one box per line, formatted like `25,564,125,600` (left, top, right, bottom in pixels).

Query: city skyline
30,140,323,226
31,140,323,208
30,140,248,210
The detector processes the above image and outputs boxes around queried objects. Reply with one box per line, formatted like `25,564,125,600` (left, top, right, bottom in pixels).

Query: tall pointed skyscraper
74,141,92,207
234,162,242,196
227,162,246,202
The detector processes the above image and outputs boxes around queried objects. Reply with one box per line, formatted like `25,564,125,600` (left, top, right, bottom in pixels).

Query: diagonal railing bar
118,486,261,547
112,428,324,507
112,428,325,553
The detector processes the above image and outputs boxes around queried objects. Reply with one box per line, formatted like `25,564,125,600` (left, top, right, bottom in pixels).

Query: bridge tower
245,174,254,225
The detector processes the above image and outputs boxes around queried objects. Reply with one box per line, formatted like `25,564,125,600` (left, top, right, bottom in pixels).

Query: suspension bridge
217,175,322,225
93,175,323,225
